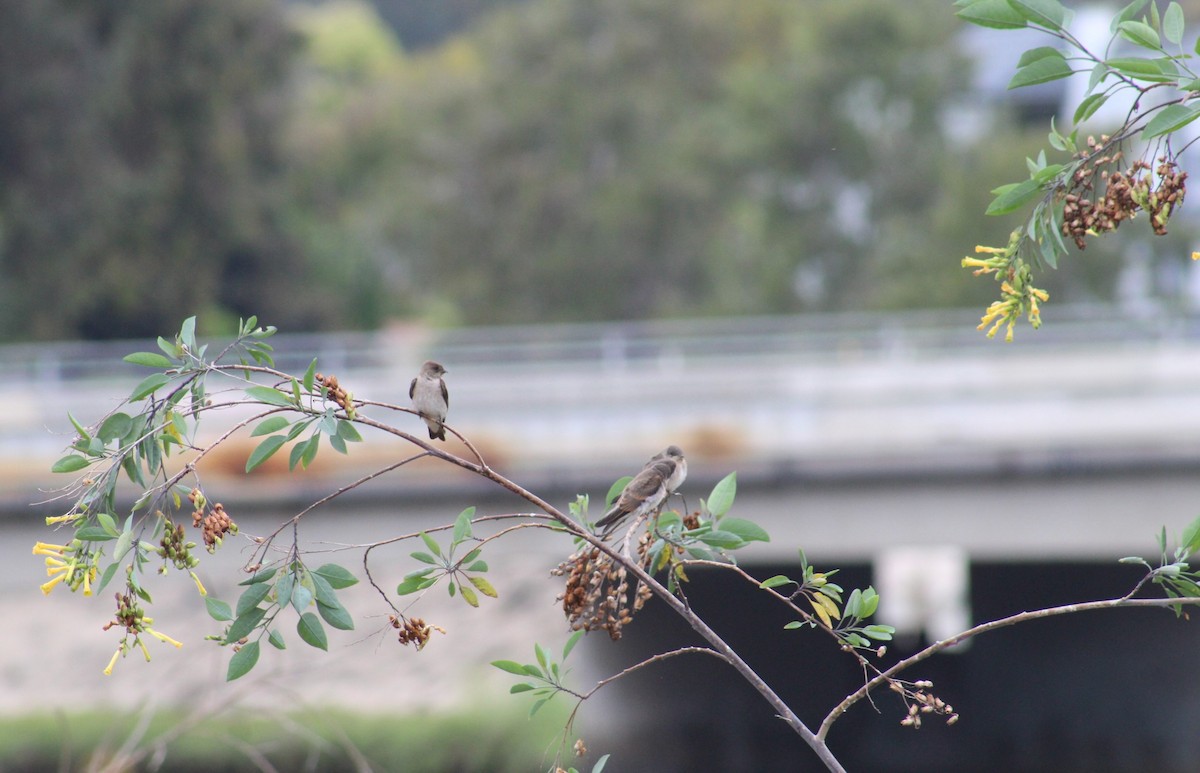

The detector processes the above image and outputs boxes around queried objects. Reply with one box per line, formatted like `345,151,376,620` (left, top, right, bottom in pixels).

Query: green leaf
112,529,134,562
459,583,480,607
562,630,584,660
707,472,737,519
300,433,320,468
130,373,172,401
336,420,363,443
956,0,1027,29
226,641,260,682
1118,20,1161,50
410,551,440,565
1164,2,1185,45
96,512,119,537
1181,515,1200,555
179,316,197,352
250,416,291,437
760,575,794,589
1106,57,1177,82
863,624,895,641
397,576,433,595
237,582,273,617
245,435,286,473
274,571,295,610
244,386,295,407
467,560,489,572
302,359,318,393
720,517,769,543
1073,93,1109,125
1007,0,1067,30
312,564,358,589
97,562,121,594
1143,103,1200,139
1008,52,1072,89
123,352,174,368
783,621,805,630
297,612,328,650
592,754,611,773
697,530,745,549
317,600,355,631
97,414,134,444
268,629,286,650
606,476,632,507
74,526,116,542
986,178,1043,216
225,607,266,643
469,575,498,598
420,531,444,558
51,454,90,474
292,584,314,611
453,507,475,544
157,336,180,359
239,567,279,586
205,596,233,622
309,573,338,607
491,659,530,676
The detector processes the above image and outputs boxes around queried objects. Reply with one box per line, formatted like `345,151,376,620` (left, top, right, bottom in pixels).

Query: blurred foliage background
0,0,1147,340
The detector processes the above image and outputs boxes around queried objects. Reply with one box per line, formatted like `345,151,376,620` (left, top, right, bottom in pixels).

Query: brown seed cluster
389,614,444,650
189,488,237,552
1062,137,1187,249
102,592,144,635
315,372,354,415
891,679,958,729
553,546,652,640
158,519,198,570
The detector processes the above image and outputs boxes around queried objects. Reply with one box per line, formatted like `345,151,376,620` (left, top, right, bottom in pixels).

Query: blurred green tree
0,0,319,340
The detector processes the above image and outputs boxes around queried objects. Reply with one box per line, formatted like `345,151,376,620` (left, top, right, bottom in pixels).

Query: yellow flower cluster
101,592,183,676
32,541,97,596
962,238,1050,343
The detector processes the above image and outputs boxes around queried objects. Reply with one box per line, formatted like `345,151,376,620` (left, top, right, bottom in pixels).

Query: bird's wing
614,459,674,510
409,377,417,400
440,378,448,408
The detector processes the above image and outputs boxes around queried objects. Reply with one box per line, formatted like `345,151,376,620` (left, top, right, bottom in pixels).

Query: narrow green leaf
336,420,363,443
491,659,529,676
986,178,1043,216
1106,57,1176,82
529,698,549,717
225,607,266,643
97,562,120,594
157,336,179,359
956,0,1027,29
287,437,308,471
453,507,475,544
130,373,172,401
112,529,134,562
123,352,174,369
292,584,314,611
239,567,279,586
179,316,197,352
317,600,354,631
562,630,584,660
1143,103,1200,139
297,612,328,650
410,551,440,565
245,386,295,407
275,571,295,610
1017,46,1063,67
1164,2,1185,45
459,583,479,607
312,564,358,589
1073,93,1109,125
420,531,444,558
97,512,119,537
1118,20,1161,50
226,641,260,682
1008,0,1067,30
245,435,286,473
1008,53,1072,89
707,472,737,519
397,576,431,595
760,575,794,589
1182,515,1200,555
509,683,536,694
783,621,805,630
697,530,745,549
592,754,611,773
268,629,286,650
467,575,498,599
250,416,291,437
303,359,317,393
74,526,116,542
863,624,895,641
51,454,90,474
309,573,338,607
720,517,770,543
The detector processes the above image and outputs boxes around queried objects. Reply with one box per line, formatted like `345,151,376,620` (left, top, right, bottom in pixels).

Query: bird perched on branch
595,445,687,537
409,360,449,440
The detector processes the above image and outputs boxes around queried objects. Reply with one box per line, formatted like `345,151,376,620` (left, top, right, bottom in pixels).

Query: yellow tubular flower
32,542,68,557
103,646,123,676
45,513,83,525
146,628,183,649
40,573,68,595
189,571,208,597
138,638,151,662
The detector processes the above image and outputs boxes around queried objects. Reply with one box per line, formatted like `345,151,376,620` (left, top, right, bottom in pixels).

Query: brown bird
409,360,449,440
595,445,687,537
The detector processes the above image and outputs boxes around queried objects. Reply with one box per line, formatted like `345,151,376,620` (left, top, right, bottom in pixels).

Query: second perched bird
409,360,449,440
595,445,687,537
